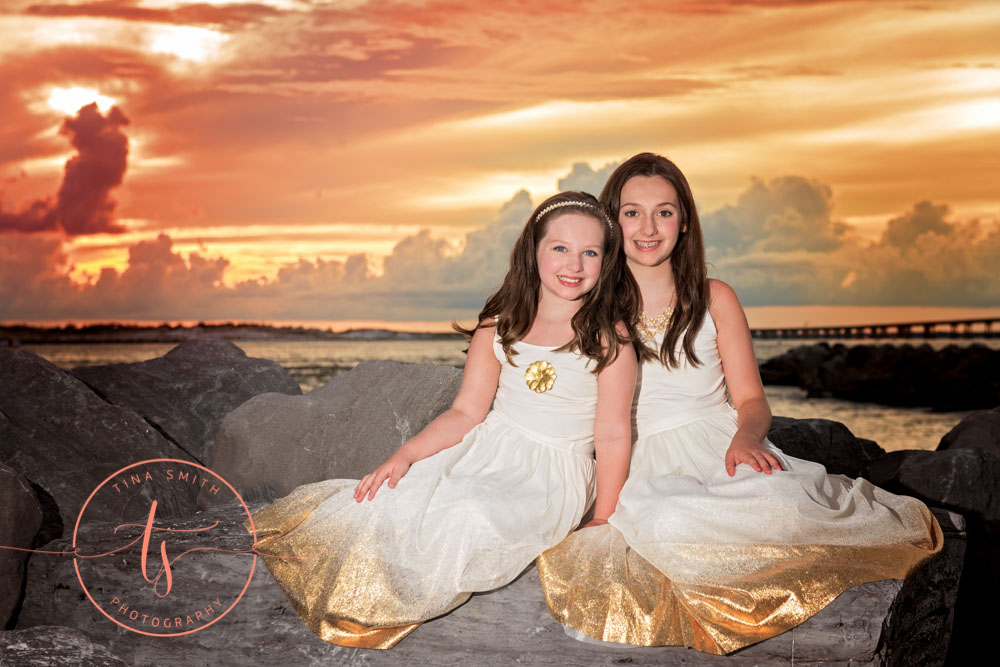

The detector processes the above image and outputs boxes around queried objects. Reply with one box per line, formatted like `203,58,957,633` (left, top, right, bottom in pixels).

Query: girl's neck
629,260,675,313
521,291,582,346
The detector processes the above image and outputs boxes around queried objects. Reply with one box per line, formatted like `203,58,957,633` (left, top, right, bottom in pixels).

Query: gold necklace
637,306,674,340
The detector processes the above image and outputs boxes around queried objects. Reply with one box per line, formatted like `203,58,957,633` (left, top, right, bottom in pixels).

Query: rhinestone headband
535,200,613,229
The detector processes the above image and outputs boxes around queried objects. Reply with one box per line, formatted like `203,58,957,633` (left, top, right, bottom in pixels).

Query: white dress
537,312,941,655
248,336,597,649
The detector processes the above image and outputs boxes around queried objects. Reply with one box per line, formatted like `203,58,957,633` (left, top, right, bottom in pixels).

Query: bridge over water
750,316,1000,340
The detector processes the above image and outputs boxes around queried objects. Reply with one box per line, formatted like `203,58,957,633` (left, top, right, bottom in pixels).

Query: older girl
538,154,941,655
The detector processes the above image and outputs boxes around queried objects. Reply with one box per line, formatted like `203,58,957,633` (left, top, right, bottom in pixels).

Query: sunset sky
1,0,998,327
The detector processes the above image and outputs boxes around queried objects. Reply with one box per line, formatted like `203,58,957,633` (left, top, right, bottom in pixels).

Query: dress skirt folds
246,339,599,649
536,314,942,655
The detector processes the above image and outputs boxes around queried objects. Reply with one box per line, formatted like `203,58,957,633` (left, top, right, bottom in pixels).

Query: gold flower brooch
524,360,556,393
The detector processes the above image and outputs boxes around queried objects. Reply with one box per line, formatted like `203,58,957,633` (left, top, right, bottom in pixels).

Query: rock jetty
1,341,993,665
759,342,1000,411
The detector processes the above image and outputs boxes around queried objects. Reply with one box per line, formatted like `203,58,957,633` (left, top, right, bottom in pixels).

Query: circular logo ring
73,458,257,637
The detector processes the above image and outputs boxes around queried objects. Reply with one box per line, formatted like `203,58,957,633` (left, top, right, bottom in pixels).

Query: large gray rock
0,350,193,532
14,502,963,665
870,447,1000,665
869,448,1000,538
758,342,833,386
0,463,42,627
72,339,301,464
208,360,463,501
875,510,966,666
759,343,1000,411
768,416,885,478
0,626,129,666
937,406,1000,456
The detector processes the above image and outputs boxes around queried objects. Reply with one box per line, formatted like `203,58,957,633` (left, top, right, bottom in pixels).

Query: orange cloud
25,1,281,28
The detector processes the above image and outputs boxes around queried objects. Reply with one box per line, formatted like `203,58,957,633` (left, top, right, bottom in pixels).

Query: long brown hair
600,153,708,368
455,191,641,373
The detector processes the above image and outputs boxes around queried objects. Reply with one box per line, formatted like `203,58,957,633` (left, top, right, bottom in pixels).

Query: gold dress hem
538,513,942,655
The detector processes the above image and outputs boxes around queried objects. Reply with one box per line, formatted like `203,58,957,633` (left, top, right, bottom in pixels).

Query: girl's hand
577,518,609,531
354,452,412,502
724,432,784,476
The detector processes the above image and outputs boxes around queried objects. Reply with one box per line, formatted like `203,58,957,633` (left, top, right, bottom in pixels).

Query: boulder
759,343,1000,411
0,350,193,533
875,510,966,666
768,416,885,477
869,447,1000,541
0,464,42,627
72,339,301,464
208,360,463,501
0,626,129,666
758,342,832,386
14,502,963,666
869,447,1000,665
937,406,1000,456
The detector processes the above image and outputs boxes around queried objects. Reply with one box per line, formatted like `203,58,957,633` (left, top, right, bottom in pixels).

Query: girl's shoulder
470,318,502,352
597,321,630,347
707,278,735,299
707,279,742,315
706,279,750,336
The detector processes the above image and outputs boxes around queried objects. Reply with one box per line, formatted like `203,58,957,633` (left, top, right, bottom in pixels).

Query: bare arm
582,339,637,528
354,324,501,501
711,279,783,475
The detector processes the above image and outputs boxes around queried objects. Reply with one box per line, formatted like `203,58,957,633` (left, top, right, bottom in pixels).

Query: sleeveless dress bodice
492,338,597,455
633,312,728,436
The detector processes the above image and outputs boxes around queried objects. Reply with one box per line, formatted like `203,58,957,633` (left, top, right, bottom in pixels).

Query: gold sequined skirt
537,412,943,655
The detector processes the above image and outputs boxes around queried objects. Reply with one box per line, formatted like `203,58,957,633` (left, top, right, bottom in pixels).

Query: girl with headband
538,154,942,655
249,191,640,648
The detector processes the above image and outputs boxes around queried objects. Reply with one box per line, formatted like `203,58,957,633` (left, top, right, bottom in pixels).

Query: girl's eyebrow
621,201,678,208
547,238,602,249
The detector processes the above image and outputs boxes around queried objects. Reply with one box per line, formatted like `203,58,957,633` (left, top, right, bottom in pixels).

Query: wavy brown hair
600,153,708,368
455,191,641,374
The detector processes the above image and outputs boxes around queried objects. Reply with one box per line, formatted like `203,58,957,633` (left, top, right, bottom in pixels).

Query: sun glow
457,100,652,130
149,25,228,62
956,98,1000,130
805,95,1000,146
413,173,559,209
46,87,116,115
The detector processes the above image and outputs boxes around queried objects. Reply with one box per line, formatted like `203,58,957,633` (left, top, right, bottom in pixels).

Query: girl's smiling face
535,212,604,304
618,175,686,268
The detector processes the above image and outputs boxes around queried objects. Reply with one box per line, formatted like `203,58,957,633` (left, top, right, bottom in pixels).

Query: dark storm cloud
0,103,129,236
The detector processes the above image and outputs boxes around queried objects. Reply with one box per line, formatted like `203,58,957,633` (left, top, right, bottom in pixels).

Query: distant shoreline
0,322,464,344
4,320,1000,346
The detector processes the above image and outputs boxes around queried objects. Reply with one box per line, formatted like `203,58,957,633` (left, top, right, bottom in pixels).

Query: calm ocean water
23,337,999,453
